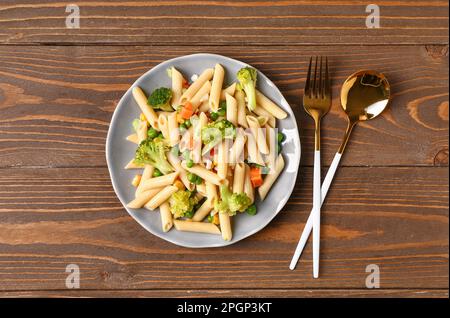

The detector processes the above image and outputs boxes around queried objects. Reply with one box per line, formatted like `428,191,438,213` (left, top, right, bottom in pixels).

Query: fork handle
290,152,342,271
312,150,322,278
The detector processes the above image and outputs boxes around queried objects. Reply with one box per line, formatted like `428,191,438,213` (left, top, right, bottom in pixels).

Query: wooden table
0,1,448,298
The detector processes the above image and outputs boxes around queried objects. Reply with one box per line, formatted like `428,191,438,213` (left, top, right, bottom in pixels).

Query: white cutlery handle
312,150,321,278
289,152,342,271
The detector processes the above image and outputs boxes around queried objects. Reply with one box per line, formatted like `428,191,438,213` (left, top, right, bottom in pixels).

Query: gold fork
302,56,331,278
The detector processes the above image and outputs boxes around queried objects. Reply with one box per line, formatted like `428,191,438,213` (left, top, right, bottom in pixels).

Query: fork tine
304,56,312,96
318,56,323,98
313,56,318,97
325,56,331,97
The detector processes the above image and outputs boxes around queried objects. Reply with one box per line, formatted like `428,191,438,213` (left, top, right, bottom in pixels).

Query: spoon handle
290,152,342,271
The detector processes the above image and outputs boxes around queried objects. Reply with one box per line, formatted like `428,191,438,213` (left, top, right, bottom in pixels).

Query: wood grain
0,0,448,45
0,166,447,291
0,289,448,298
0,45,447,168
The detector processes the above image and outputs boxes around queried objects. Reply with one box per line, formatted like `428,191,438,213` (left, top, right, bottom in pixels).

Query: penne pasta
235,90,248,128
159,202,173,232
209,64,225,112
243,164,255,204
124,158,144,169
228,128,247,164
126,133,139,144
181,162,224,186
191,112,208,164
246,115,269,155
180,68,214,104
245,131,265,166
137,119,148,143
225,93,238,126
167,111,179,146
205,182,218,202
256,90,288,119
158,113,170,141
219,212,232,241
253,105,276,127
170,67,183,109
258,154,285,200
136,165,154,196
173,220,221,235
217,141,228,180
232,163,245,194
190,80,212,109
192,199,214,222
132,86,159,130
139,172,179,192
145,185,178,210
220,82,236,100
127,188,162,209
167,151,195,191
198,99,210,113
196,182,207,197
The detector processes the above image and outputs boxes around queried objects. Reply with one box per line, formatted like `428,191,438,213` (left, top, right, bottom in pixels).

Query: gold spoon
290,70,391,271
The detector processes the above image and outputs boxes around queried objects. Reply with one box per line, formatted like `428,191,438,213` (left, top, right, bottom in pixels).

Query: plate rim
105,52,301,248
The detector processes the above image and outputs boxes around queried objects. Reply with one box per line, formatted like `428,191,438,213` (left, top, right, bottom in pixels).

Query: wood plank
0,289,448,298
0,45,447,168
0,166,447,291
0,0,448,45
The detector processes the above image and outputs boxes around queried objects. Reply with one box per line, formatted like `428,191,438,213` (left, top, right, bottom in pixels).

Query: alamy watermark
65,4,80,29
65,264,80,289
366,4,381,28
365,264,380,288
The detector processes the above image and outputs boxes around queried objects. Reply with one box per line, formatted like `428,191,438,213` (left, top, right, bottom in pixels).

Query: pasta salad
125,64,288,241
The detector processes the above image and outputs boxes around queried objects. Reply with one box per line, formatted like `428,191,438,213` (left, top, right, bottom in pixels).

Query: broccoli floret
134,138,174,175
169,190,199,218
147,87,173,112
214,185,252,216
237,67,257,112
201,120,236,155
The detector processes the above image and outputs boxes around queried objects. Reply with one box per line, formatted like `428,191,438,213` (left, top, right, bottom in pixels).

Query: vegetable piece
184,119,192,128
147,127,159,139
214,184,252,216
131,174,142,187
187,173,202,185
148,87,173,112
153,169,163,177
210,112,219,121
249,167,263,187
169,190,199,218
134,138,174,175
246,204,257,216
217,107,226,117
277,132,285,143
132,118,140,132
236,67,257,111
201,119,236,155
180,102,194,119
186,159,194,168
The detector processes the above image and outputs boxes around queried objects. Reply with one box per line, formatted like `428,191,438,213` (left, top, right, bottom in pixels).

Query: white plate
106,53,301,248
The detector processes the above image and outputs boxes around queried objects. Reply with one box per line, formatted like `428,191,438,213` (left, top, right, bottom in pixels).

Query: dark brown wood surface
0,0,448,298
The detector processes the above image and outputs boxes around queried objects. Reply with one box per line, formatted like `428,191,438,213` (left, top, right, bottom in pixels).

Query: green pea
219,100,227,110
210,112,219,121
246,204,257,216
277,132,285,143
187,173,197,183
153,169,163,177
207,214,214,223
184,119,191,128
186,159,194,168
147,127,159,139
157,132,164,139
193,175,203,185
217,108,226,117
179,122,187,130
184,210,195,218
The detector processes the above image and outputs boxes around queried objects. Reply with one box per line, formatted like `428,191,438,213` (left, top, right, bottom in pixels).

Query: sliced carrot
180,102,194,119
250,167,263,187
